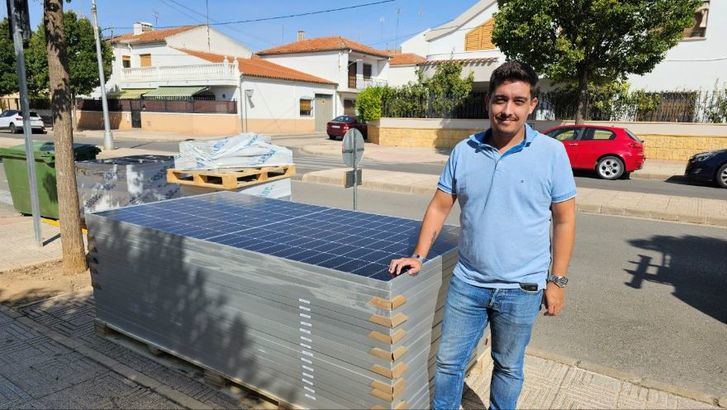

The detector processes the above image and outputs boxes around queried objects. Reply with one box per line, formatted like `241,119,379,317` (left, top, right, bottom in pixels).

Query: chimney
133,22,153,35
297,30,305,41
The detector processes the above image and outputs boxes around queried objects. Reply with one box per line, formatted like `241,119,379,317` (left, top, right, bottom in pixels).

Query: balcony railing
119,62,240,84
347,77,387,90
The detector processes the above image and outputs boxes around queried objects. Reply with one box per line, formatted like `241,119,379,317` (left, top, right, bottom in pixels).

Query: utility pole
7,0,42,247
91,0,113,150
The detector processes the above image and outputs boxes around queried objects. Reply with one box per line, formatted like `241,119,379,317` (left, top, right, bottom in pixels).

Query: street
292,180,727,398
2,132,725,201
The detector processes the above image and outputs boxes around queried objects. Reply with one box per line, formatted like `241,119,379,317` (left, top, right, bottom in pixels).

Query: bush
356,86,387,122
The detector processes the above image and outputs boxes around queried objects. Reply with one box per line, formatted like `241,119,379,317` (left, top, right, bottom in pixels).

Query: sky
1,0,479,51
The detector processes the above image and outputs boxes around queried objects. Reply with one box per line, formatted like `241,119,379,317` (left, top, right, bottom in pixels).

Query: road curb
526,347,722,407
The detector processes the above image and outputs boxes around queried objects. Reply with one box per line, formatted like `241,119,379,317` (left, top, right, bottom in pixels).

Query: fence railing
382,90,727,123
76,98,237,114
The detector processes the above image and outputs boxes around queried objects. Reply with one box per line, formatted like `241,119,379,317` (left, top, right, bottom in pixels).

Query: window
548,128,579,141
581,129,615,141
363,63,372,80
683,1,709,39
122,55,131,68
465,18,496,51
139,54,152,67
300,99,312,116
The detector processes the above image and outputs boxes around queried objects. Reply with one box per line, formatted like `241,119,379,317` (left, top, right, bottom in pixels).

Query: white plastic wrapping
174,133,294,170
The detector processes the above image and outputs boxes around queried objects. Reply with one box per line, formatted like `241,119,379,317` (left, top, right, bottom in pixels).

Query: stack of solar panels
76,155,180,215
87,192,476,409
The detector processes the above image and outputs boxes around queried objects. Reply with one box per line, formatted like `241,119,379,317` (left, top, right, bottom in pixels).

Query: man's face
489,80,538,136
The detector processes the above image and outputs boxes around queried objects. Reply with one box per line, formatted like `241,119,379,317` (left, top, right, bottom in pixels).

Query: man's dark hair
488,60,539,96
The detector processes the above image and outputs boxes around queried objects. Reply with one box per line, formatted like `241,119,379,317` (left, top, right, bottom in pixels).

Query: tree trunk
575,69,589,125
44,0,87,275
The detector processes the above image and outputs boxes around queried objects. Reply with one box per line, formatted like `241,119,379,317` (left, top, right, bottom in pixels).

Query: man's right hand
388,257,422,276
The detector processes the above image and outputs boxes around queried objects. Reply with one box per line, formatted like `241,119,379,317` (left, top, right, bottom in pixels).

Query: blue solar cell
95,191,459,281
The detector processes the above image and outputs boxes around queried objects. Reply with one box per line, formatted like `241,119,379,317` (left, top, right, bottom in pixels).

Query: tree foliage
492,0,700,122
26,10,112,97
356,61,474,121
0,19,21,97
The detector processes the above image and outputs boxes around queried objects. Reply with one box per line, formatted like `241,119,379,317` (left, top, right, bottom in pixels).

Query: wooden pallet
94,318,297,410
166,165,296,191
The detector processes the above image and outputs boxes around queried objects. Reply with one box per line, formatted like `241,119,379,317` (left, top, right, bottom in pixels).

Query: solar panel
95,191,460,281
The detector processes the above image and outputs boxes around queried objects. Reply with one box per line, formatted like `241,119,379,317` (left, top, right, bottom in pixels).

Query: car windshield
333,116,353,122
30,112,39,117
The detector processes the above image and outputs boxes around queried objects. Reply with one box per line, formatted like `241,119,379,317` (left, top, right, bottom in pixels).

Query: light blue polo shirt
438,124,576,290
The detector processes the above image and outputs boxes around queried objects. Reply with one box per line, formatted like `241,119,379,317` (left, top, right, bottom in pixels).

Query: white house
400,0,724,93
257,35,390,117
81,23,336,135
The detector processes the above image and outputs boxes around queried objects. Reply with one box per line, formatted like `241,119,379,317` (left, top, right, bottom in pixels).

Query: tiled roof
110,25,199,44
389,53,426,66
257,36,390,58
421,57,499,65
174,48,336,85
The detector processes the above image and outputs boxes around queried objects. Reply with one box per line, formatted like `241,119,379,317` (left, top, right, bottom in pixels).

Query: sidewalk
0,287,718,409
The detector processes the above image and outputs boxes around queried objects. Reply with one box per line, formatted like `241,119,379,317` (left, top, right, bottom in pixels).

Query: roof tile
257,36,389,58
110,25,199,45
174,48,336,85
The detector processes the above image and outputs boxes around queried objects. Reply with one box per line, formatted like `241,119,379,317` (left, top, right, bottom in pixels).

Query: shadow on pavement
625,234,727,324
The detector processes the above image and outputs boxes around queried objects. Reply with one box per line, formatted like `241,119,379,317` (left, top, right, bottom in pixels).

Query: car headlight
692,152,717,162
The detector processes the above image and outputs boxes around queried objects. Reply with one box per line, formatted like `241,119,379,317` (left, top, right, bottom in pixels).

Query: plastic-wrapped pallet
180,178,292,201
76,155,180,215
174,133,293,170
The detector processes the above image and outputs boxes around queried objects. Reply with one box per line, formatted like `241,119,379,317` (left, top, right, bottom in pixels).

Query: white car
0,110,46,133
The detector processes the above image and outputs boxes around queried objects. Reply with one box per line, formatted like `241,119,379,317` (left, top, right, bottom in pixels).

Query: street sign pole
352,134,358,210
342,128,365,211
8,0,42,246
91,0,114,150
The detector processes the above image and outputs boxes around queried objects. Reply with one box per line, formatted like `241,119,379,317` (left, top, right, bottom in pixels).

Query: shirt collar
468,123,537,153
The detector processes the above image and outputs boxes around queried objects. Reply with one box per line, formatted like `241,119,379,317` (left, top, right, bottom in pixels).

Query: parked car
543,125,645,179
684,149,727,188
0,110,46,133
326,115,367,140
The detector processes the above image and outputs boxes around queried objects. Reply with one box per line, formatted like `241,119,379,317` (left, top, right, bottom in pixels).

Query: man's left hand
543,283,565,316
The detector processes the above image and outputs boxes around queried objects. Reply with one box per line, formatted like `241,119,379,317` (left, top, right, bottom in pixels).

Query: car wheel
716,163,727,188
596,156,625,180
327,134,335,140
8,123,16,134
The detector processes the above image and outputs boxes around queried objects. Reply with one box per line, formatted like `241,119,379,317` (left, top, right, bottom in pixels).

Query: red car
543,125,645,179
326,115,367,140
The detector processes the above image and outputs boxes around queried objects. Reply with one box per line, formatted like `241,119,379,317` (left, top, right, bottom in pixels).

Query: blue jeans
432,275,543,410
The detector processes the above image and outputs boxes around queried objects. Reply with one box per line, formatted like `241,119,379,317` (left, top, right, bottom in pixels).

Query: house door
344,99,356,116
348,63,357,89
315,94,333,132
130,100,142,128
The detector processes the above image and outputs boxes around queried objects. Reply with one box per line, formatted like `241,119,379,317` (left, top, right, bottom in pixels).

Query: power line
109,0,395,30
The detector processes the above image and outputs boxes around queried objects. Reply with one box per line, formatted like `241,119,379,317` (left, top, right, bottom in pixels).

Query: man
389,61,576,410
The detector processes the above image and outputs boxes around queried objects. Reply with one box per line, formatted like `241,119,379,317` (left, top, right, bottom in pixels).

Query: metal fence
76,98,237,114
382,90,727,123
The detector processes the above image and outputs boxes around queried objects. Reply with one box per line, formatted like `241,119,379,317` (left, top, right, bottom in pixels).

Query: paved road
292,180,727,398
2,133,726,201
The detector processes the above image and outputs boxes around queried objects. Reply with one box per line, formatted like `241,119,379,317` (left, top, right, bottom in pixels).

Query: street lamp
91,0,114,150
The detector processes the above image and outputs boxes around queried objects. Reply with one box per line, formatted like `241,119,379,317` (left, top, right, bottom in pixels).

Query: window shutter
465,18,496,51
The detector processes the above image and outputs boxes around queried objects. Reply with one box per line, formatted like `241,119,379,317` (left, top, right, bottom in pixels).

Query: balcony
345,76,388,92
117,62,240,87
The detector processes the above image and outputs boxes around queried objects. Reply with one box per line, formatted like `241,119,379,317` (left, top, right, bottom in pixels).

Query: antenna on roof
205,0,211,51
153,10,159,27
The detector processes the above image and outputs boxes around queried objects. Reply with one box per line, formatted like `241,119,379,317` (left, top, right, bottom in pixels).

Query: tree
27,10,112,98
422,61,474,117
0,19,19,97
44,0,87,274
492,0,699,123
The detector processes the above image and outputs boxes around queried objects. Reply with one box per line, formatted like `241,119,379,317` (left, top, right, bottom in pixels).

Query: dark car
684,149,727,188
326,115,367,140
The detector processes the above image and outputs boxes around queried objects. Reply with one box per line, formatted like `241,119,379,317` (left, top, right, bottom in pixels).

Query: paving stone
0,374,32,409
550,367,622,409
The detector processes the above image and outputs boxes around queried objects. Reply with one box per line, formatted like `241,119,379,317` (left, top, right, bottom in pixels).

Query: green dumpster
0,141,100,219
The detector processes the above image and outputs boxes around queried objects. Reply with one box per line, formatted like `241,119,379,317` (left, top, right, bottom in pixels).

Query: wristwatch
411,254,425,264
547,274,568,288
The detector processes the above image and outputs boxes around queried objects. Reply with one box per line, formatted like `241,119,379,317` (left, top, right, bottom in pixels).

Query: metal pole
352,135,358,211
91,0,114,150
10,0,42,246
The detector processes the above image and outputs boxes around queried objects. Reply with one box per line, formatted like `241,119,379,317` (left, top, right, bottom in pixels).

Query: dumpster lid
0,141,100,162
